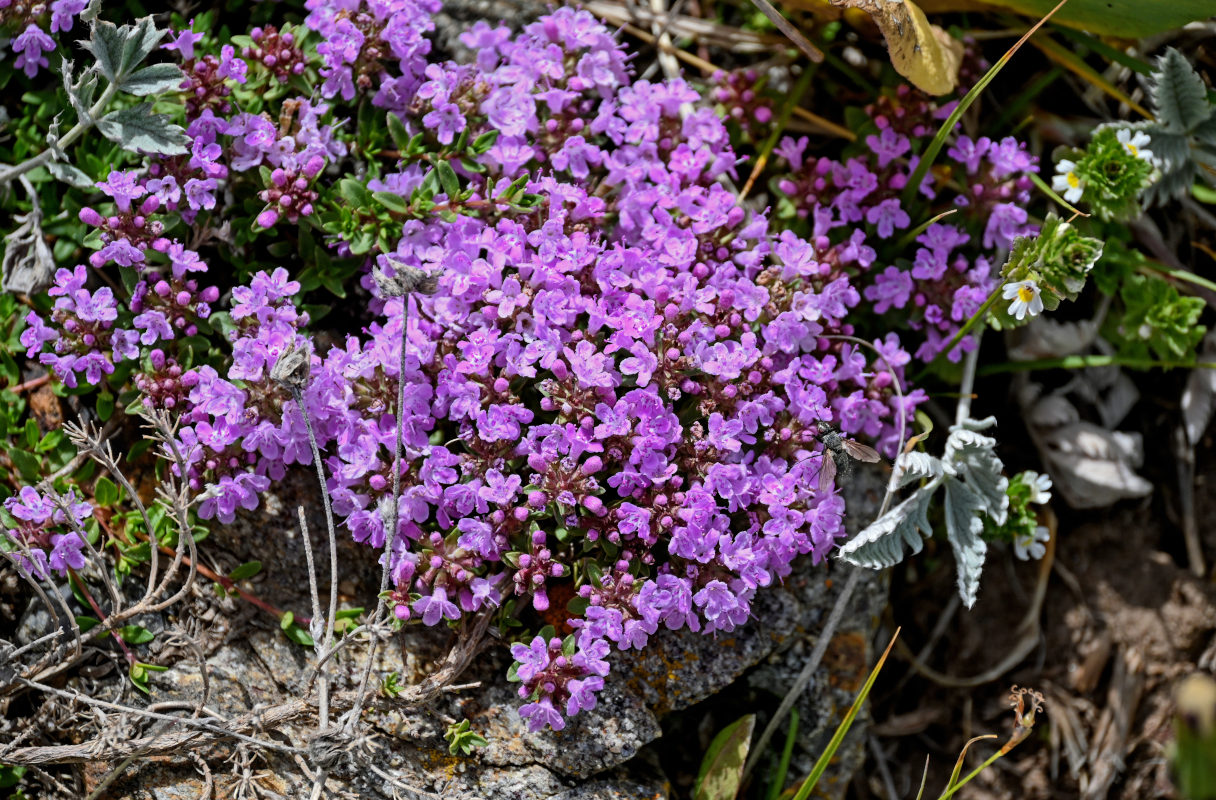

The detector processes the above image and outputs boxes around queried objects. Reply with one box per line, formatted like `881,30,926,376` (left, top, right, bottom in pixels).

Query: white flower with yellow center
1051,159,1084,203
1013,525,1051,561
1002,279,1044,321
1116,128,1154,164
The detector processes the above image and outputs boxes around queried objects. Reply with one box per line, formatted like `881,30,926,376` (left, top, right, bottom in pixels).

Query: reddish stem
69,570,135,666
7,374,51,394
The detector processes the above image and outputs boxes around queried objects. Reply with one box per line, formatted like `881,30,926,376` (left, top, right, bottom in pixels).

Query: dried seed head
270,339,311,392
372,260,441,297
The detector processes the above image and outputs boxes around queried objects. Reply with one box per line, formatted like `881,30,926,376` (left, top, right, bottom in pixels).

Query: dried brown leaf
830,0,963,95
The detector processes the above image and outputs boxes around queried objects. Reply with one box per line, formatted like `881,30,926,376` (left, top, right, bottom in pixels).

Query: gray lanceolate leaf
1150,48,1212,135
836,487,936,570
85,17,166,84
46,161,94,189
944,427,1008,525
118,63,185,96
838,418,1010,608
97,104,190,156
942,476,987,608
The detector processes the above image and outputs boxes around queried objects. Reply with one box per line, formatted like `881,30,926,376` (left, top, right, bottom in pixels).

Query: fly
815,421,881,494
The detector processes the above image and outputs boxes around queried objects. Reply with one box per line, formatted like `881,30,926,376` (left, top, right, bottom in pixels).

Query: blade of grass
1144,262,1216,295
897,208,958,250
1049,25,1153,78
943,734,999,792
978,354,1216,374
789,628,901,800
740,64,817,201
747,0,823,63
914,755,931,800
899,0,1072,210
1029,34,1152,119
763,708,800,800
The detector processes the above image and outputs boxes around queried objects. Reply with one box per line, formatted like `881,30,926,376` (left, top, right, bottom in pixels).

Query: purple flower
865,127,911,168
96,171,146,213
12,25,55,78
50,0,88,34
865,198,911,238
413,585,462,626
519,697,565,732
163,24,205,60
49,533,87,573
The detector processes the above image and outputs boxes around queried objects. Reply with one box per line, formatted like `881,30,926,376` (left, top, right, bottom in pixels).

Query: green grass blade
790,628,901,800
764,708,800,800
900,0,1072,210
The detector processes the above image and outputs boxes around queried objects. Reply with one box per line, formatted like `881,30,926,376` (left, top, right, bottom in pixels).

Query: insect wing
841,439,881,463
818,453,837,494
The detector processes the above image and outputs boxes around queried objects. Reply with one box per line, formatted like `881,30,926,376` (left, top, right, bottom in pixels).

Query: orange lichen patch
822,631,868,693
624,643,702,715
535,579,578,636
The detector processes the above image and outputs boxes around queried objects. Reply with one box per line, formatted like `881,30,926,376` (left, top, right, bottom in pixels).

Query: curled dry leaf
829,0,963,95
1006,316,1100,362
1181,331,1216,447
1018,383,1152,509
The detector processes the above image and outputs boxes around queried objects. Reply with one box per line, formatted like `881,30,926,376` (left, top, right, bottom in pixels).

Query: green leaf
119,624,155,644
75,615,100,632
976,0,1216,38
94,476,119,507
97,390,115,422
228,560,262,581
1150,48,1213,135
97,104,190,155
118,63,185,96
387,113,410,151
373,191,409,214
282,623,314,647
337,178,373,208
84,19,128,82
436,161,460,199
9,449,41,481
694,714,755,800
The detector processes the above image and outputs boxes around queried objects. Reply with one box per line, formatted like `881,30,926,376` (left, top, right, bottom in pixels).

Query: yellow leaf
831,0,964,95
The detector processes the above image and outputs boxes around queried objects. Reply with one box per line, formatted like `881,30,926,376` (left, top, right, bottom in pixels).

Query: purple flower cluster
304,0,441,108
242,25,308,84
3,487,91,580
773,101,1038,361
164,6,924,732
1,0,86,78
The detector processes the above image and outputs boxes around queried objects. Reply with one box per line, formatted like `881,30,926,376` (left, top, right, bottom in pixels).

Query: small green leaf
94,476,119,507
694,714,756,800
282,623,315,647
373,191,409,214
436,161,460,199
228,560,262,581
9,449,41,481
76,615,100,632
119,625,155,644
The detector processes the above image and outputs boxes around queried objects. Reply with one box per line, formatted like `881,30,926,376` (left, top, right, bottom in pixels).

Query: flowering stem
347,293,410,732
0,78,121,186
978,355,1216,375
1028,170,1088,217
913,283,1004,382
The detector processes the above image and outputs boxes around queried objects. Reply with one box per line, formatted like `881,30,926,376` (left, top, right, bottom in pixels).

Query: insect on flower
814,421,882,494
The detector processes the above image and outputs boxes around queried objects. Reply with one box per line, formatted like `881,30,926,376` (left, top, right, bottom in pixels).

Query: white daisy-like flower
1002,279,1044,321
1013,525,1051,561
1023,470,1052,505
1116,128,1154,164
1051,159,1084,203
